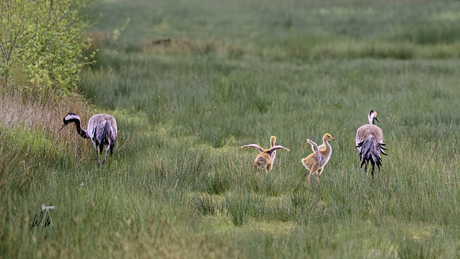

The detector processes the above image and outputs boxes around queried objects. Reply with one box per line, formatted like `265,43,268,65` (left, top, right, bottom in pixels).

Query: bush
0,0,96,96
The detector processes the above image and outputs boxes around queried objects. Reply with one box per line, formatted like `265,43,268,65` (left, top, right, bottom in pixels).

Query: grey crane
355,110,387,178
60,113,118,167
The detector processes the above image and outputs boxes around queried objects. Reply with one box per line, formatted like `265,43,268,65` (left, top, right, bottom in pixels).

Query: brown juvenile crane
241,136,290,173
301,133,334,185
60,113,118,167
355,110,387,178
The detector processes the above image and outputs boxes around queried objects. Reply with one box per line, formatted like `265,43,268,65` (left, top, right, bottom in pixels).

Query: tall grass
2,0,460,257
0,91,91,190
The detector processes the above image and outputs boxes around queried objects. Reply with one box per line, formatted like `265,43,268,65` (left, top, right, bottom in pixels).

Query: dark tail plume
95,121,114,154
357,135,387,177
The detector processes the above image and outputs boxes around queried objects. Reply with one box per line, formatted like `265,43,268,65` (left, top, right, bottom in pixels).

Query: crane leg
102,148,108,167
96,150,101,167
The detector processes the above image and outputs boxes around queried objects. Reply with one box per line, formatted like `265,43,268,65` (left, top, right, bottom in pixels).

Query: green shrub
0,0,96,96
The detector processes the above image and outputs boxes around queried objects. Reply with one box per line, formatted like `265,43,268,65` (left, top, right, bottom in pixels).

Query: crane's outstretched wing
241,144,264,153
267,145,290,153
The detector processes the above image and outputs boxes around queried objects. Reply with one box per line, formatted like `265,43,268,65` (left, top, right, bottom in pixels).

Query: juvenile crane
241,136,290,173
355,110,387,178
301,133,334,185
60,113,118,167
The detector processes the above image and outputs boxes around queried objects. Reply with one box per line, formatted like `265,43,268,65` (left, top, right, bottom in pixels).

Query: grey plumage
61,113,118,167
355,110,387,178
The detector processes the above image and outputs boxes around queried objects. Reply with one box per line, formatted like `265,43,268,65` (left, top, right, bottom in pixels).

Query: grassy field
2,0,460,258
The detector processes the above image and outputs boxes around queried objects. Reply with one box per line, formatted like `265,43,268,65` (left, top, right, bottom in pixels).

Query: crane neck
368,113,375,124
73,119,90,139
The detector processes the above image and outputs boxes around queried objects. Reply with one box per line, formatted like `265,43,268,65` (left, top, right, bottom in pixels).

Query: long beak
59,124,66,131
375,117,380,123
331,137,335,140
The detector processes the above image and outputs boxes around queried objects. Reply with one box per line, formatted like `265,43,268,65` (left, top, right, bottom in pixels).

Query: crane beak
59,124,66,131
375,117,380,123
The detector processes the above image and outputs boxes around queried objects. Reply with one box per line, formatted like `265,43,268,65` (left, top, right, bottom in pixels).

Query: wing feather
267,145,290,152
241,144,264,152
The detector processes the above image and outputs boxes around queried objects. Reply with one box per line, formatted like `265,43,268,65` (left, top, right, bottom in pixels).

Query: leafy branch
0,0,97,96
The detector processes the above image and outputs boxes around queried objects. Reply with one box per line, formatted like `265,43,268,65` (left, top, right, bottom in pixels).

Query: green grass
2,0,460,257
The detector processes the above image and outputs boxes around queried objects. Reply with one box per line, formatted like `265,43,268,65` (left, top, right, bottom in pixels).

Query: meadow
2,0,460,257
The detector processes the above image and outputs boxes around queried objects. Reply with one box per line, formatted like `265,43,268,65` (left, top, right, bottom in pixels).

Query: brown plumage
241,136,290,173
60,113,118,167
355,110,387,178
301,133,334,185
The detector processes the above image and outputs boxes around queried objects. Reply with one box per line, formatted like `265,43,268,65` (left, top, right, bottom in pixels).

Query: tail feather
357,135,386,175
95,121,115,154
